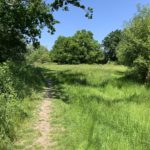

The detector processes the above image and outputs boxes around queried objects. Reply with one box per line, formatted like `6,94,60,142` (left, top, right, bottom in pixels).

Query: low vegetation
42,63,150,150
26,45,51,64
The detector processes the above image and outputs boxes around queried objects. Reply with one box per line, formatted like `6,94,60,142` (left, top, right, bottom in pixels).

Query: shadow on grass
40,67,87,103
9,63,46,98
39,66,149,105
88,93,146,106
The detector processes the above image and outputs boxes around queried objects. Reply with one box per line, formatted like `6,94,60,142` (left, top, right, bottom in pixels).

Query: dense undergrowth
0,62,45,149
42,63,150,150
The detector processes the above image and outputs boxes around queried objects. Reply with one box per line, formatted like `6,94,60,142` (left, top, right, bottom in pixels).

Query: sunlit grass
43,63,150,150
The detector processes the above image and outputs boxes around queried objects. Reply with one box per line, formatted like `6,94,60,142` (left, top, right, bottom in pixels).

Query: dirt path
34,98,52,149
14,79,56,150
27,80,53,150
33,79,52,149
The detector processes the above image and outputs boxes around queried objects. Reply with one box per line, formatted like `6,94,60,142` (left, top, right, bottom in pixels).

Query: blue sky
40,0,150,50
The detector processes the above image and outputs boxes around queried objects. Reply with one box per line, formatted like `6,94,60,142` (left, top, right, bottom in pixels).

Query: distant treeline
50,5,150,83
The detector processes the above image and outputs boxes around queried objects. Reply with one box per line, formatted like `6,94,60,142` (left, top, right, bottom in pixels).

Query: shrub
117,5,150,82
133,56,150,81
26,46,51,64
146,67,150,83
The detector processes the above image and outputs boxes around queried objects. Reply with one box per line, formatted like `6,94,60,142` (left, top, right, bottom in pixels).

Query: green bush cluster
26,46,51,64
0,64,15,148
116,5,150,82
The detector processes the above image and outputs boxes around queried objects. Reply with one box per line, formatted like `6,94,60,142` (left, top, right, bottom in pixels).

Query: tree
51,30,104,64
102,30,122,61
51,36,74,64
73,30,104,63
0,0,93,62
117,5,150,82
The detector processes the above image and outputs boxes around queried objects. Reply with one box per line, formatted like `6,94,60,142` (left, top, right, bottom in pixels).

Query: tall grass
43,63,150,150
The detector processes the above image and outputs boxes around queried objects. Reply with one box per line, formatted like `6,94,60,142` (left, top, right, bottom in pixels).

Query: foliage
102,29,122,61
0,0,92,62
51,30,104,64
117,5,150,82
26,45,51,64
42,63,150,150
0,62,45,149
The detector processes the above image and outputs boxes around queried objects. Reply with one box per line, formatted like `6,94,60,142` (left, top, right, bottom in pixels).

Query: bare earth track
33,79,53,149
14,79,58,150
26,79,53,150
30,80,52,150
34,98,52,149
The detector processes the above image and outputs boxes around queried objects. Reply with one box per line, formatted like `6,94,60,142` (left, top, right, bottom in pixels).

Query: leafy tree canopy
51,30,104,64
102,29,122,61
0,0,93,62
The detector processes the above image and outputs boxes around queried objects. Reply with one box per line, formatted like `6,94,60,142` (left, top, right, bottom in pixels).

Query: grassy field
41,63,150,150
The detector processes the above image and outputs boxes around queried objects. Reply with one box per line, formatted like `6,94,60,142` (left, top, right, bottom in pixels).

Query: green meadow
41,63,150,150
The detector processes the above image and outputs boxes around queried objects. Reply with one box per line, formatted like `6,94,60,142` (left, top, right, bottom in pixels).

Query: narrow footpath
34,97,52,149
14,79,56,150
